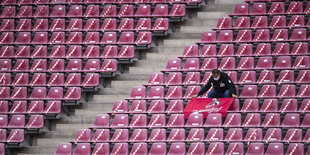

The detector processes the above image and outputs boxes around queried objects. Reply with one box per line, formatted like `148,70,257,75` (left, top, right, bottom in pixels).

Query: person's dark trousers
208,89,232,98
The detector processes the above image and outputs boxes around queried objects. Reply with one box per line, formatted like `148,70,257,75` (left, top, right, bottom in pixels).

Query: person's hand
232,94,237,98
191,95,198,98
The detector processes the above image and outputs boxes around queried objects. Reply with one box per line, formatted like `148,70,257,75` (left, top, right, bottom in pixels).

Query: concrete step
197,12,231,19
92,94,128,103
180,26,214,33
18,146,58,155
55,123,92,131
36,138,72,147
146,52,183,60
128,67,163,75
111,80,146,88
163,39,198,47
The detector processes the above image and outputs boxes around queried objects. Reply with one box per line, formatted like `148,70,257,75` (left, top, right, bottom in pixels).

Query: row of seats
0,86,81,100
180,43,309,58
0,100,61,114
127,84,310,100
1,0,201,5
0,45,135,59
146,70,310,86
89,113,310,129
0,18,169,32
0,115,43,129
0,59,117,73
162,56,309,72
198,28,310,44
231,2,310,16
109,98,310,114
0,73,100,87
71,127,310,143
56,142,307,155
0,4,186,18
215,15,310,30
0,31,152,45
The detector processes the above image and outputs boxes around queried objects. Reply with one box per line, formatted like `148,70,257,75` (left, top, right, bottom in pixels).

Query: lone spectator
192,69,237,98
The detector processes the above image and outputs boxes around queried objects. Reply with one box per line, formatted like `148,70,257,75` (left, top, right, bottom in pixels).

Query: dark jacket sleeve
197,79,212,96
224,76,236,95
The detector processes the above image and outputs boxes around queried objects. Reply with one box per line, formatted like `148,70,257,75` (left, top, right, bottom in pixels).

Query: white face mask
214,77,220,81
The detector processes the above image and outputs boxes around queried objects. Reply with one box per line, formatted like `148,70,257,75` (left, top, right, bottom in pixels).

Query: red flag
183,98,234,118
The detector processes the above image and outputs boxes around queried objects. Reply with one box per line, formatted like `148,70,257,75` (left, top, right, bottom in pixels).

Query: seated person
192,69,237,98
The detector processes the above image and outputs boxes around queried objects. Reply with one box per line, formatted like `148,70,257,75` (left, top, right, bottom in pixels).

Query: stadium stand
51,0,310,155
0,0,201,152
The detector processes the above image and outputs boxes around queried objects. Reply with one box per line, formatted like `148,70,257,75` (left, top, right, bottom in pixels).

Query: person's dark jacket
197,72,236,96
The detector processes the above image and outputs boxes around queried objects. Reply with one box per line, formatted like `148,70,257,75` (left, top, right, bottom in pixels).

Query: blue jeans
208,89,232,98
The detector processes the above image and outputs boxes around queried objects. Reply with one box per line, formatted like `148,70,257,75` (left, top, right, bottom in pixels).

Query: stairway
17,0,240,154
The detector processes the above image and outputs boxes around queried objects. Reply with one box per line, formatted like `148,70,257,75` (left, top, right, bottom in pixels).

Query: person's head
212,69,221,81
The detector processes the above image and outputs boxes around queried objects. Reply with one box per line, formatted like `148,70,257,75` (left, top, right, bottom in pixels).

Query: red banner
183,98,234,118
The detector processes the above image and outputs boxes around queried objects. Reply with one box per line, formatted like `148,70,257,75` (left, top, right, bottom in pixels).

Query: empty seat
204,113,222,127
206,142,224,154
166,100,183,113
101,45,118,58
43,101,61,114
273,43,290,56
118,18,134,31
283,129,302,143
49,32,65,44
287,2,303,14
101,5,117,17
291,42,308,56
25,115,44,129
163,58,182,72
148,129,166,142
152,4,168,17
74,143,91,155
0,87,10,99
148,114,166,128
254,43,271,56
250,3,266,15
136,31,152,45
12,73,29,86
100,32,117,44
223,113,241,127
129,129,147,142
182,58,200,71
9,101,27,114
224,128,243,142
288,15,304,28
200,58,218,71
166,114,184,127
253,29,270,42
198,31,216,44
7,115,25,128
84,5,99,17
92,129,110,143
147,86,164,99
167,143,186,154
118,32,134,44
66,32,83,44
67,5,83,17
246,143,264,154
165,86,182,99
226,142,244,155
16,19,31,31
27,101,44,114
282,113,300,127
237,57,254,70
278,85,296,98
128,86,146,99
83,32,100,44
111,143,128,155
262,113,280,127
293,56,309,69
231,3,249,16
235,30,252,43
152,18,169,32
169,4,186,17
290,28,307,41
265,143,283,155
215,17,232,30
0,7,16,18
84,19,100,31
269,16,286,28
50,5,66,17
149,143,166,155
299,99,310,113
219,57,235,70
260,99,278,113
118,5,134,17
129,143,147,155
244,128,262,142
241,99,259,113
34,6,49,17
100,59,117,73
186,128,204,142
46,87,63,100
129,114,147,128
268,2,285,15
280,99,297,113
111,129,128,142
55,143,72,155
17,6,32,17
187,143,205,155
92,143,109,155
271,29,288,42
242,113,261,127
147,73,164,85
7,129,24,143
135,5,151,17
111,114,128,128
167,128,185,142
15,32,31,44
217,30,233,43
89,114,110,129
0,46,14,58
135,18,151,31
258,85,276,98
286,143,304,155
239,85,257,98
